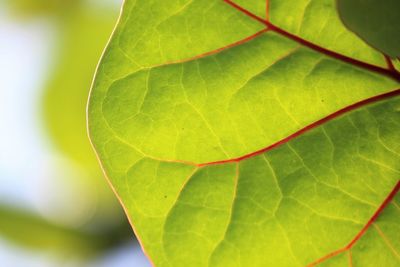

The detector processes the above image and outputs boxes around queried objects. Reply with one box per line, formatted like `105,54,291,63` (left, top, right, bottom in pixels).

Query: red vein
385,55,397,72
306,180,400,266
373,224,400,259
225,0,267,25
223,0,400,82
348,183,400,248
198,88,400,166
268,26,400,81
93,3,400,266
156,28,269,67
265,0,270,20
348,250,353,267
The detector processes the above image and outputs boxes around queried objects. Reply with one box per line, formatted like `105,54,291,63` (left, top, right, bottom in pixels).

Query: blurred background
0,0,150,266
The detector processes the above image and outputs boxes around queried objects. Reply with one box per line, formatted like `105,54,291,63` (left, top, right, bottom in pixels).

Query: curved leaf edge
86,1,400,266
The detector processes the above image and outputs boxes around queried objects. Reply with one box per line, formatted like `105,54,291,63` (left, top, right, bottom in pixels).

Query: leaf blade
88,1,400,266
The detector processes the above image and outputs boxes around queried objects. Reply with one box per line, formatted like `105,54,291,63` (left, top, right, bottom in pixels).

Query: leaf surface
88,1,400,266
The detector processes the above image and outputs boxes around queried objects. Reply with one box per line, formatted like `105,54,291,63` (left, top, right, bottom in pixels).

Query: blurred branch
0,204,134,259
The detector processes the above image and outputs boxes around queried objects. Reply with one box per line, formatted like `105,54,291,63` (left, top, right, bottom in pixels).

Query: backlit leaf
88,1,400,266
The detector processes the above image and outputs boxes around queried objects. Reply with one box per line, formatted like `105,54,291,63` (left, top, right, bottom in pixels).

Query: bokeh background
0,0,150,266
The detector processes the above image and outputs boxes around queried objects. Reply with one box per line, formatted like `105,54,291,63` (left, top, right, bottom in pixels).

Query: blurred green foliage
6,0,83,18
338,0,400,58
1,0,135,259
41,6,123,226
0,204,130,258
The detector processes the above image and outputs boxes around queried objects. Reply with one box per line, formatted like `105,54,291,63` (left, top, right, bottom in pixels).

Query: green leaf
393,59,400,73
337,0,400,58
88,1,400,266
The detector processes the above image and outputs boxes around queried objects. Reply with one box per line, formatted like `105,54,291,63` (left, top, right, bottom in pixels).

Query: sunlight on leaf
88,0,400,266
